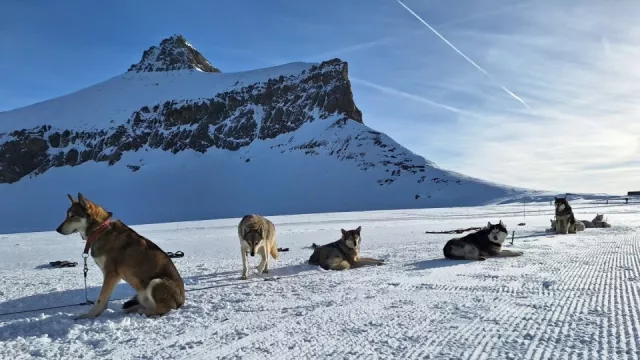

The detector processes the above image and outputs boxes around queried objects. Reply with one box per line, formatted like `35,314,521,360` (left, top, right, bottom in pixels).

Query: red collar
83,219,111,255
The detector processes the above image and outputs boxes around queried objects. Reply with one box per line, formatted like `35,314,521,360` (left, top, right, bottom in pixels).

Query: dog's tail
270,242,279,260
143,278,185,313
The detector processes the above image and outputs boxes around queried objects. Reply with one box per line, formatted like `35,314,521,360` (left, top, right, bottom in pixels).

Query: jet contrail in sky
396,0,531,109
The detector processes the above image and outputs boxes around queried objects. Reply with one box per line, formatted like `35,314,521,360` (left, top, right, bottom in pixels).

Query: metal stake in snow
510,230,515,245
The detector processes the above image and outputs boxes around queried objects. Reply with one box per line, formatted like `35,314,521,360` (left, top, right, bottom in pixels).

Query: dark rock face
272,128,432,187
0,58,365,184
128,35,221,73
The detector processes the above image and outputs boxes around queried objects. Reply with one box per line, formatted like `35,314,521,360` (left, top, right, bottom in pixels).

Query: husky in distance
56,193,185,319
443,220,523,261
238,214,279,280
308,226,385,270
554,196,577,234
554,217,585,232
577,218,596,228
592,213,612,228
556,214,611,231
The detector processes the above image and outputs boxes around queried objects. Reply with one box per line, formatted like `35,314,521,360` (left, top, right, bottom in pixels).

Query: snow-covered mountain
0,35,542,234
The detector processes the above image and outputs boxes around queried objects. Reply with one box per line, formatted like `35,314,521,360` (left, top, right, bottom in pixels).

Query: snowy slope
0,35,612,234
0,201,638,359
0,116,526,234
0,62,313,133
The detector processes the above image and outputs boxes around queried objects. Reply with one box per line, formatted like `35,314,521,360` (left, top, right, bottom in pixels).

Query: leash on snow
425,227,482,234
0,256,281,318
424,226,518,245
0,252,96,317
81,253,94,305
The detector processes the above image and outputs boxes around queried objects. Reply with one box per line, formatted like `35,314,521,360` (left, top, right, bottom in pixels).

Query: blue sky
1,0,638,194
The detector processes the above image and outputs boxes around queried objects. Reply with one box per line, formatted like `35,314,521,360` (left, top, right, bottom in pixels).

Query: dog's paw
240,274,248,280
478,257,488,261
261,268,269,274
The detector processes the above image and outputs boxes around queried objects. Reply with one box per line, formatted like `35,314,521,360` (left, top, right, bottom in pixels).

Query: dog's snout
55,225,63,234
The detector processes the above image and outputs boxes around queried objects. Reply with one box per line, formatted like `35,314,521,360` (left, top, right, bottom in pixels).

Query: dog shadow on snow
514,231,557,240
405,258,475,271
0,262,316,342
187,262,316,286
0,281,136,343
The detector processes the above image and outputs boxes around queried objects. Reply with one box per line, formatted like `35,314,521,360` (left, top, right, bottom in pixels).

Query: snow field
0,201,638,359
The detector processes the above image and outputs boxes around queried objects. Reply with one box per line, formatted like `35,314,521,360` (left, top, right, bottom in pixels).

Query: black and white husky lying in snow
443,220,522,261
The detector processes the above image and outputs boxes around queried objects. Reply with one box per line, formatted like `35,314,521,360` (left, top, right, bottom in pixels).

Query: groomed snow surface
1,200,639,359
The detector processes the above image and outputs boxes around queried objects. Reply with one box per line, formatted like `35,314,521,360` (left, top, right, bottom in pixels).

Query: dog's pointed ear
355,226,361,235
340,229,347,237
77,192,89,208
487,221,492,228
106,211,113,219
67,194,77,204
499,220,504,226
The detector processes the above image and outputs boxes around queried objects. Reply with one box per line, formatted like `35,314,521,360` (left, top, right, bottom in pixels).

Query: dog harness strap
83,219,112,255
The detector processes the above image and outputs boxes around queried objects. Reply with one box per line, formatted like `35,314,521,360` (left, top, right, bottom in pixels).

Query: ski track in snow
0,201,638,359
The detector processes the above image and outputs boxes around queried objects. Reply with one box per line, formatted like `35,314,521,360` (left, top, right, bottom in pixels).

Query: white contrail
437,0,538,28
396,0,531,109
351,77,486,120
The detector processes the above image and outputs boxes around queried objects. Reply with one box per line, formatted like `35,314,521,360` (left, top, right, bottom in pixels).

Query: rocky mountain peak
127,34,221,73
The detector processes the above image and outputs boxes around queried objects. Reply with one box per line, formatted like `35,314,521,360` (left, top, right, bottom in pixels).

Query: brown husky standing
56,193,185,319
308,226,385,271
237,214,279,280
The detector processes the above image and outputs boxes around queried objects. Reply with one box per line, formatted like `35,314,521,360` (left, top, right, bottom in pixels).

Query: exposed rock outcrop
0,54,364,183
127,34,221,73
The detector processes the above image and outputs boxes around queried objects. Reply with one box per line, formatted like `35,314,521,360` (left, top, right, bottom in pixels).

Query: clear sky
0,0,638,195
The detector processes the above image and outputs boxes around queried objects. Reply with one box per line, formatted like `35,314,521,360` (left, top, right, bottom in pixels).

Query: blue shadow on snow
0,262,315,342
405,258,476,270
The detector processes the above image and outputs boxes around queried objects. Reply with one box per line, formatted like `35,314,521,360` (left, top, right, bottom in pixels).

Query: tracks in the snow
171,231,640,360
